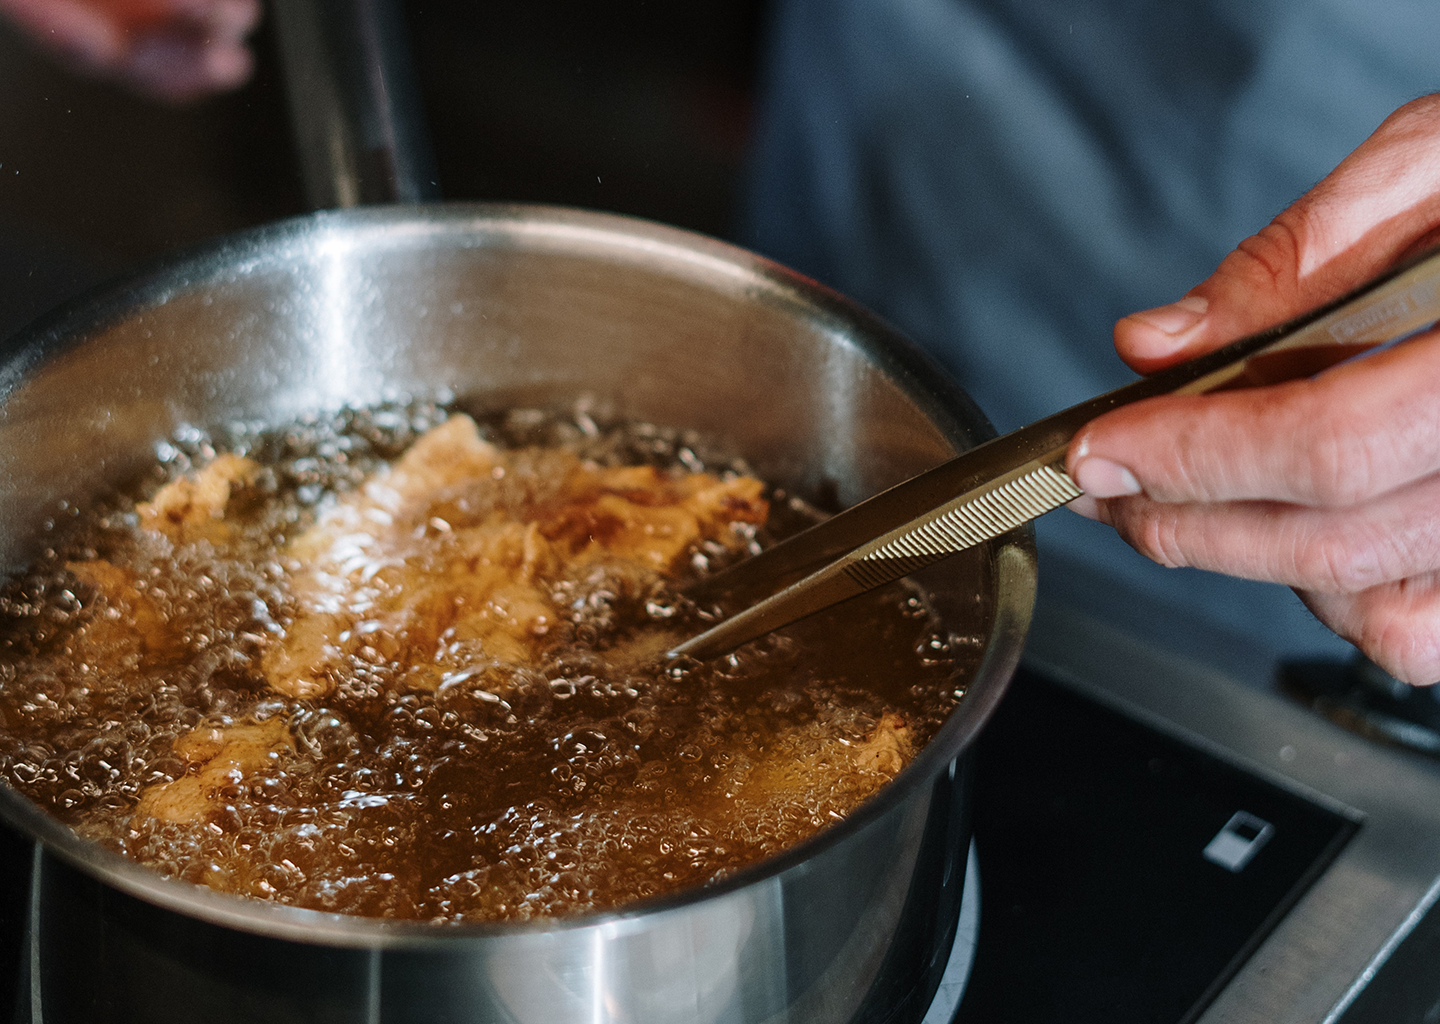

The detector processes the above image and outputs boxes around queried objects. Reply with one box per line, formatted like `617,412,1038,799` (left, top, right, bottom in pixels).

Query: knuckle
1298,414,1375,506
1120,505,1191,569
1294,534,1345,592
1228,218,1307,302
1294,522,1388,593
1258,374,1386,507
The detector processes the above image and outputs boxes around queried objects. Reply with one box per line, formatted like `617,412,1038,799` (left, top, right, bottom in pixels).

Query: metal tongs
671,246,1440,661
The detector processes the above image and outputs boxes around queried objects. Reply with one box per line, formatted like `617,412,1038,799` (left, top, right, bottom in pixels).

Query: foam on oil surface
0,403,982,921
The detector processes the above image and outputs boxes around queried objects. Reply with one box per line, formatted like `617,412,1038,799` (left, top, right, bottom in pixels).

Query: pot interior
0,204,1032,941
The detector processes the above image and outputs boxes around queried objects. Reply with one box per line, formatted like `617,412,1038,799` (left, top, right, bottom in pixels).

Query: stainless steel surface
271,0,441,207
921,842,981,1024
0,204,1033,1022
675,244,1440,662
1026,598,1440,1024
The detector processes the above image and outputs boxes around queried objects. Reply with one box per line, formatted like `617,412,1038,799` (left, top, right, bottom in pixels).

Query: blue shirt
741,0,1440,681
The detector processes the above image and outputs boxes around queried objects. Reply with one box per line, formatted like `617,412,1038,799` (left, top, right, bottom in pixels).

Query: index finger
1067,327,1440,506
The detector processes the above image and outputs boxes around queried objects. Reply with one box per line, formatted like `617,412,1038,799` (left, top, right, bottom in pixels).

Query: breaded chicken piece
262,415,768,700
137,453,260,545
60,455,260,665
58,456,260,666
718,713,915,810
850,713,913,775
543,464,768,572
134,718,293,824
65,559,174,661
287,414,504,566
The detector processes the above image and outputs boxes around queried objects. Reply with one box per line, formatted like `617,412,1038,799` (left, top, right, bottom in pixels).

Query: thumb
1116,94,1440,374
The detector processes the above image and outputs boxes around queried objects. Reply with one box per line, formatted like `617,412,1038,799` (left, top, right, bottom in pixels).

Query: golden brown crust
135,718,293,824
260,415,768,700
851,713,913,775
136,453,260,545
710,712,915,815
65,559,175,660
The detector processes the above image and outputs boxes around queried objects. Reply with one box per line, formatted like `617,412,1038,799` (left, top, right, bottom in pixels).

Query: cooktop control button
1204,811,1275,872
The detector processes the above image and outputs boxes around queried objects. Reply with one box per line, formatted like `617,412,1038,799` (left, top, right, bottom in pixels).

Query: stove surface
952,664,1355,1024
973,599,1440,1024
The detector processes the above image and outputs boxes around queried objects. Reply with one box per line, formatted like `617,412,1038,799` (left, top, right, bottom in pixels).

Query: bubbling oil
0,402,982,921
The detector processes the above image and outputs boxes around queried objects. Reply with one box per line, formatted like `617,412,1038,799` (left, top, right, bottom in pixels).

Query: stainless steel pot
0,204,1035,1024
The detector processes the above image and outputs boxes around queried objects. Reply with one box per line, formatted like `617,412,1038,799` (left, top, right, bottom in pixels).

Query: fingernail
1073,457,1142,499
1133,294,1209,336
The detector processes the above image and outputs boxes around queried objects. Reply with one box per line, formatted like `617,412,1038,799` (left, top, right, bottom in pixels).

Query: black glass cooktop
952,666,1358,1024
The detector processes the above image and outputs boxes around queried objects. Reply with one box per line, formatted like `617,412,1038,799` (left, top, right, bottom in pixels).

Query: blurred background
0,0,767,342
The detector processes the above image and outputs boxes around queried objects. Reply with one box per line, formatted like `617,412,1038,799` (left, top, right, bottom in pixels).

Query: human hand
0,0,260,102
1066,94,1440,684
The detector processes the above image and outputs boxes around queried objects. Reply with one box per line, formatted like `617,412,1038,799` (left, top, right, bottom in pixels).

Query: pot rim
0,202,1035,948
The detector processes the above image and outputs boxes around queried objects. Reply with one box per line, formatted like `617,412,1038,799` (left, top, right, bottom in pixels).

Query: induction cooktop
928,599,1440,1024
